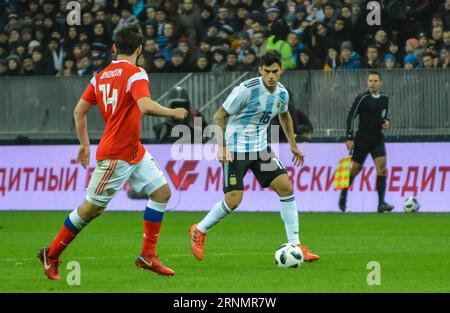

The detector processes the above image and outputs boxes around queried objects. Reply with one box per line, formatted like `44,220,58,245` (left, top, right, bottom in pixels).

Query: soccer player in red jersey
37,25,188,279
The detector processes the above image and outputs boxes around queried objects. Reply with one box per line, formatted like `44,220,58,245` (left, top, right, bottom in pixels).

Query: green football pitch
1,211,449,293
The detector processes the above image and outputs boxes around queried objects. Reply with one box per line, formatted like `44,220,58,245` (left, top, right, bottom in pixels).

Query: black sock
349,175,355,187
376,176,386,205
343,175,355,195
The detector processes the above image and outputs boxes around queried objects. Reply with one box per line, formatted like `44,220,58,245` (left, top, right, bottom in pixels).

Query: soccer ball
403,197,420,213
274,243,304,268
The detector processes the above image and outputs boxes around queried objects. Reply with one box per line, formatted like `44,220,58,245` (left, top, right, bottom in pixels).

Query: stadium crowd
0,0,449,76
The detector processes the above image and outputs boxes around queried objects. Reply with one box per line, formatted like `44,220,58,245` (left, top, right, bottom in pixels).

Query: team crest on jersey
229,175,237,186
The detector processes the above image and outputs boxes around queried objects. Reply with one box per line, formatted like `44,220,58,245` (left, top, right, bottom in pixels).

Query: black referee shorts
352,134,386,164
222,146,287,194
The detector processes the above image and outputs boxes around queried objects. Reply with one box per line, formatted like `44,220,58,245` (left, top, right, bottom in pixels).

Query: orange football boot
135,255,175,276
37,247,61,280
190,224,206,261
298,244,320,262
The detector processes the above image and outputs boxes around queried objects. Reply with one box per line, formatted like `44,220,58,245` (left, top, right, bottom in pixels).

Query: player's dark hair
259,50,282,67
368,70,382,80
113,24,143,56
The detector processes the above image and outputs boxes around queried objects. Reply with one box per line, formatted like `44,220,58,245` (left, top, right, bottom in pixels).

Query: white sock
197,201,232,233
280,195,300,245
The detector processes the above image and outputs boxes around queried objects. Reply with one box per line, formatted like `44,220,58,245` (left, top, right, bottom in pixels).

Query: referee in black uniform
339,71,394,213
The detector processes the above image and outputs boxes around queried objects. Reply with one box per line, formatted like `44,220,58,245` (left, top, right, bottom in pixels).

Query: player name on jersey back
100,69,123,79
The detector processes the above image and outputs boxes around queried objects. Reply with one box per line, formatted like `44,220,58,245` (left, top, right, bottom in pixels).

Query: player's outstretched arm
279,111,304,167
74,98,95,169
137,97,188,120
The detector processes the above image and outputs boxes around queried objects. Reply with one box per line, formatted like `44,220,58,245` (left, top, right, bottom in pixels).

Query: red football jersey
81,59,150,164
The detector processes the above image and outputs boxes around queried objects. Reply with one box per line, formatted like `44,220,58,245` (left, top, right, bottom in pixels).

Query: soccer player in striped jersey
190,51,319,262
37,25,188,280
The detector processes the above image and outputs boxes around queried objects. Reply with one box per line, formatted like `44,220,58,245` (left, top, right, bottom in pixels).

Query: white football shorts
86,151,167,207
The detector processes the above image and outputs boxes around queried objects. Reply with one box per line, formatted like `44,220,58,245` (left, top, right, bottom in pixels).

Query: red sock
141,220,162,258
48,225,77,259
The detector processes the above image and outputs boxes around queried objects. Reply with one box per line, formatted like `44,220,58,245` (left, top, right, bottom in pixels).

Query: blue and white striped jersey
222,77,289,153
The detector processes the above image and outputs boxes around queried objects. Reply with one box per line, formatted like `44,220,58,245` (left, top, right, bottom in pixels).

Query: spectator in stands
415,32,429,60
177,37,195,65
305,22,329,64
439,48,449,68
142,38,159,64
443,0,450,28
57,57,76,77
215,6,234,29
211,48,228,72
237,48,259,71
265,6,282,28
6,54,20,76
192,53,210,72
404,54,418,69
142,19,158,39
236,31,252,61
150,52,170,73
383,53,398,70
326,15,351,52
421,53,435,69
158,22,179,57
373,29,389,56
197,5,214,41
197,36,214,62
19,53,33,76
387,39,403,63
341,4,353,24
224,51,239,71
265,20,296,69
234,4,250,33
167,48,191,72
287,31,303,66
0,0,445,75
364,45,381,69
11,41,27,63
155,7,170,36
325,46,340,70
296,48,320,70
339,41,362,70
45,37,64,74
76,54,92,76
92,21,112,48
443,30,450,51
262,0,286,17
432,25,445,49
178,0,200,46
290,4,308,36
251,30,266,58
32,48,50,75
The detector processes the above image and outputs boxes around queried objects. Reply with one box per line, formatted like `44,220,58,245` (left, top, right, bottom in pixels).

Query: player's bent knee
149,183,171,203
78,200,105,222
225,191,243,210
275,183,294,197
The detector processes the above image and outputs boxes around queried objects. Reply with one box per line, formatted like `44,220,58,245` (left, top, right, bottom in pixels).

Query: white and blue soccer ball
403,196,420,213
274,243,304,268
